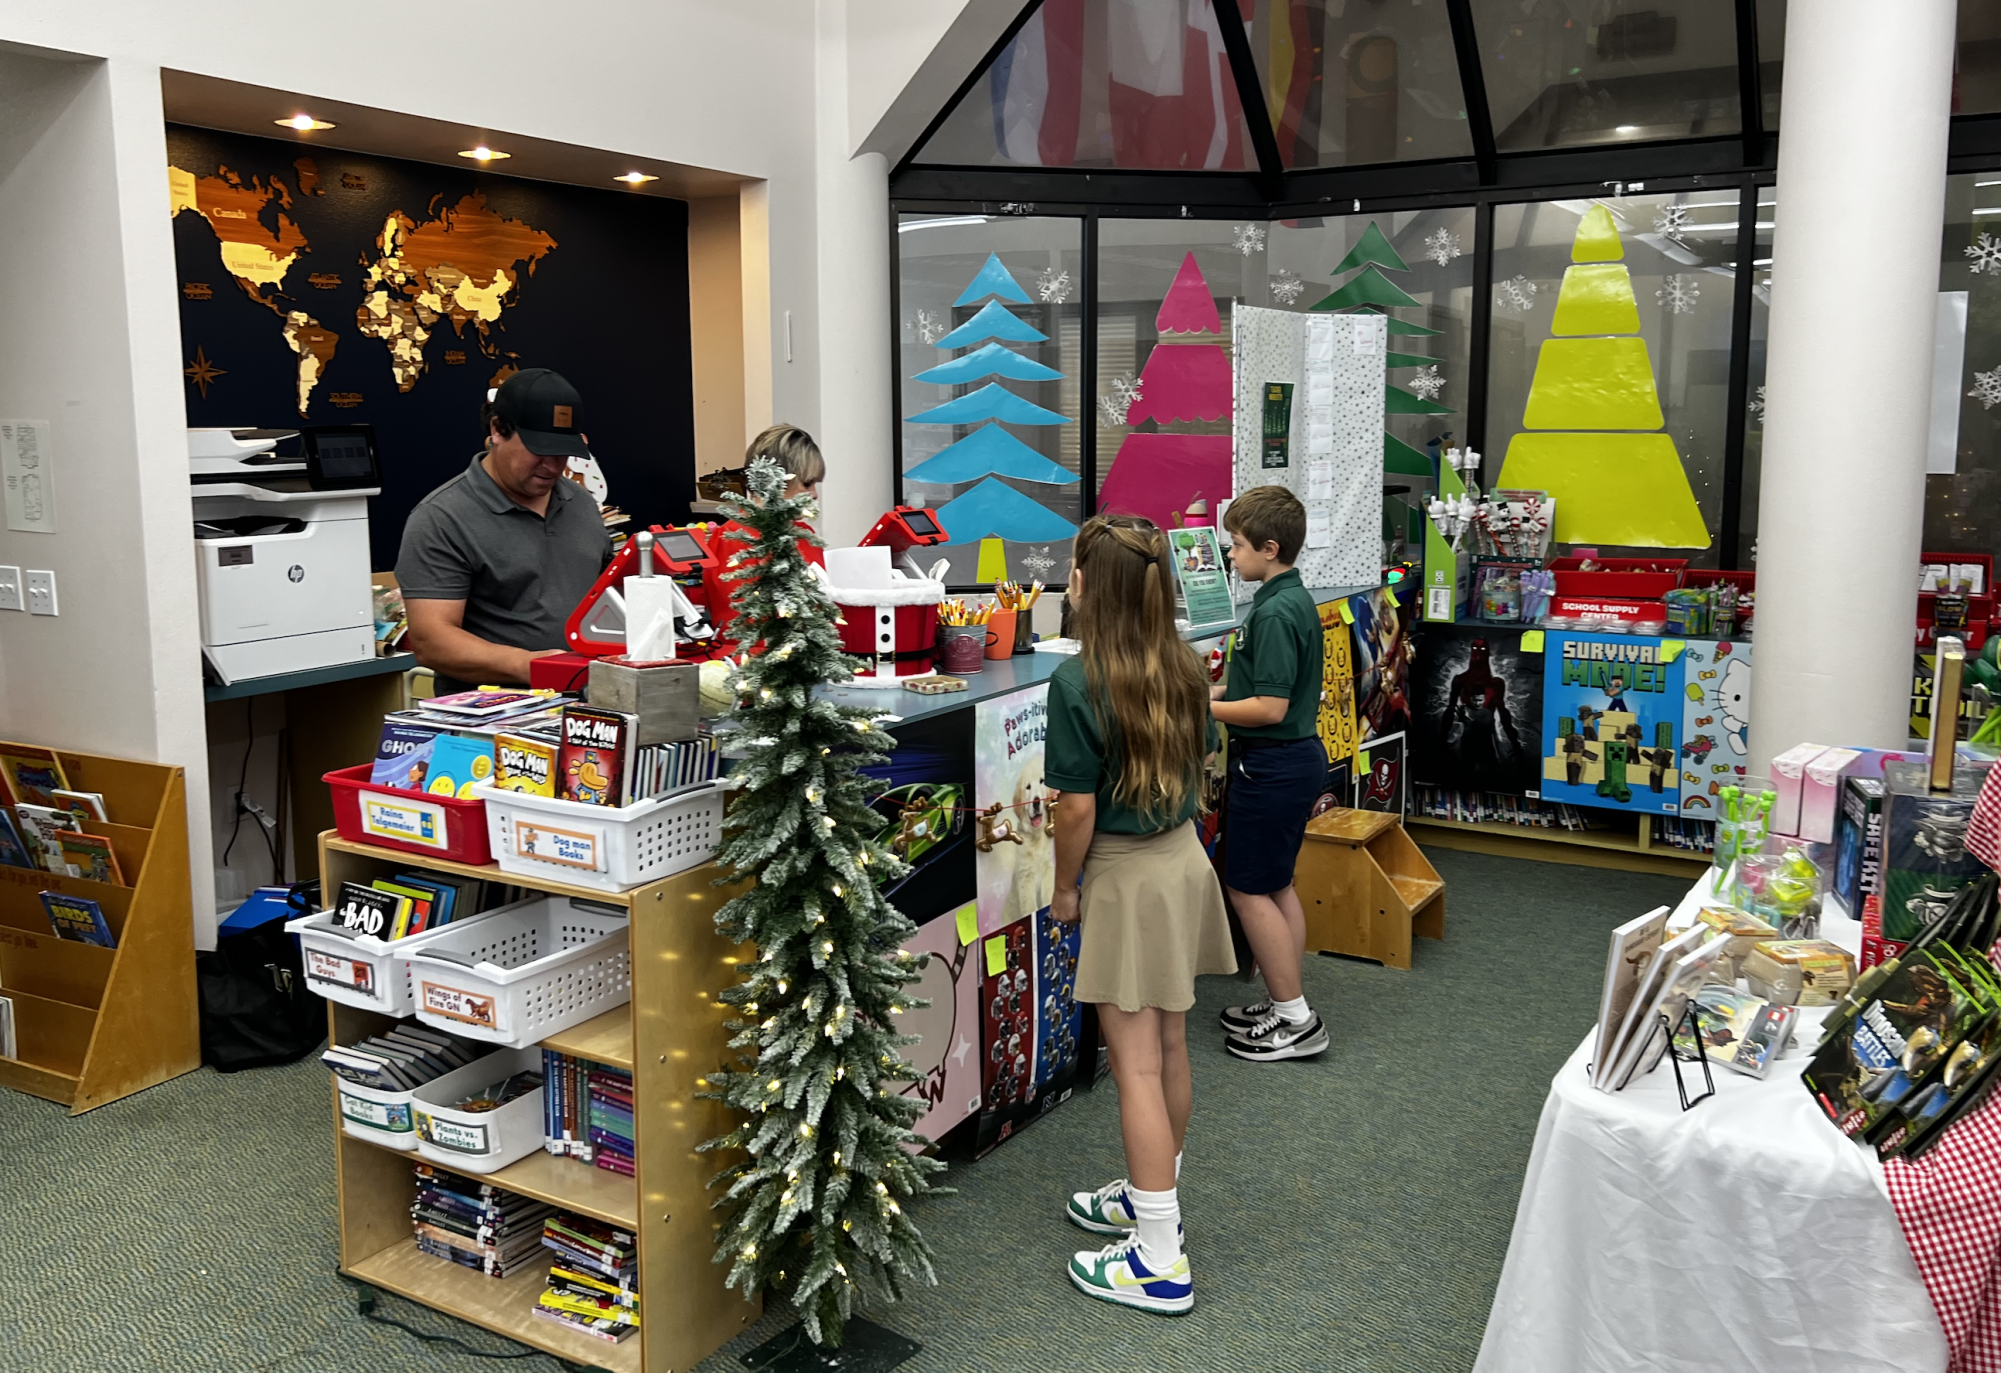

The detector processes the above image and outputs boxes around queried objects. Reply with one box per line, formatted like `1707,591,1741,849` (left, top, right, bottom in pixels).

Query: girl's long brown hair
1070,516,1211,823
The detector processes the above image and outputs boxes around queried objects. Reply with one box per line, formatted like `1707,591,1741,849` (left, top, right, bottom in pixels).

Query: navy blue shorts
1222,736,1327,896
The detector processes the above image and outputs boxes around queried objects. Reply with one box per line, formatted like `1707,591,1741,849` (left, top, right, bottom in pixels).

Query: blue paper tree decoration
905,252,1077,580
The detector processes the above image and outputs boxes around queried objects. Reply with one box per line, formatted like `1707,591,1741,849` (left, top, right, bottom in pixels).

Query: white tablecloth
1474,876,1950,1373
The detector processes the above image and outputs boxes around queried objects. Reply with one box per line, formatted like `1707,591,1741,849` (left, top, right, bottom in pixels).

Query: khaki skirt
1074,821,1237,1013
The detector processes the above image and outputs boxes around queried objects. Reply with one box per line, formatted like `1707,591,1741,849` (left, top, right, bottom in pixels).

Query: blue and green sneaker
1068,1236,1193,1315
1066,1179,1137,1235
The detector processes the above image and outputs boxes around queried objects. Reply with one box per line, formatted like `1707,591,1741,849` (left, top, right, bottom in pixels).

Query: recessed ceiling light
1615,124,1640,134
458,146,510,162
615,172,659,185
277,114,335,132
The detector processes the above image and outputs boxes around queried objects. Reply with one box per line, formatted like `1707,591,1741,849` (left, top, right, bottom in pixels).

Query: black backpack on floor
196,886,327,1072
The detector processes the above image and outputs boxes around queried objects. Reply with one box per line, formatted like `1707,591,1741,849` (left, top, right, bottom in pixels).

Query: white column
1749,0,1958,780
813,0,895,549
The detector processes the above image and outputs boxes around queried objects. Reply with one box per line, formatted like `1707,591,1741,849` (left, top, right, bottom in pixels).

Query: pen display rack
0,743,197,1113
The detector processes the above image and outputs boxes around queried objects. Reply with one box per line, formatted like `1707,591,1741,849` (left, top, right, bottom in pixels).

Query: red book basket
325,764,494,865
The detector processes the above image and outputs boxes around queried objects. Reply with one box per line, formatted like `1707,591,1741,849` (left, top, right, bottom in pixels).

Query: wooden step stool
1293,808,1445,970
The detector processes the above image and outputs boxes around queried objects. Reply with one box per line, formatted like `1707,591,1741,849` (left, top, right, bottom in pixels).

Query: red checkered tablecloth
1885,1086,2001,1373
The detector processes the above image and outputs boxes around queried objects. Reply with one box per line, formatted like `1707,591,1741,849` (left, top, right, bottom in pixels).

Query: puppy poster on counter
973,685,1053,938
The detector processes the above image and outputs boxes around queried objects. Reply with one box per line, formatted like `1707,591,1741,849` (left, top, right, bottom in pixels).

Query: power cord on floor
340,1274,612,1373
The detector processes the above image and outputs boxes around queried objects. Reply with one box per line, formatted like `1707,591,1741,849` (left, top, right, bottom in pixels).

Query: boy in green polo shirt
1210,485,1331,1061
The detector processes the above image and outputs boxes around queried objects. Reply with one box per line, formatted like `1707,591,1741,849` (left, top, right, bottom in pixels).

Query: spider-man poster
1411,625,1544,796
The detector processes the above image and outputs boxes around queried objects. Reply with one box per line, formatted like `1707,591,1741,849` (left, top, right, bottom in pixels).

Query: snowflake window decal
1232,223,1267,256
1098,374,1143,428
1657,275,1700,315
1424,228,1462,267
1270,269,1306,306
1493,275,1538,315
1967,233,2001,276
913,310,943,346
1406,365,1446,401
1970,367,2001,410
1653,203,1692,245
1036,267,1072,304
1020,545,1058,576
1748,384,1767,426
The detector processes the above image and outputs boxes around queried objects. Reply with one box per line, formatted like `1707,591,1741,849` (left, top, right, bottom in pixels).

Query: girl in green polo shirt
1045,515,1236,1316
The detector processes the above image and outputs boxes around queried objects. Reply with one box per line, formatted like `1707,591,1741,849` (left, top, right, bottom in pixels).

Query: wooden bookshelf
0,743,197,1113
320,833,758,1373
1409,811,1709,878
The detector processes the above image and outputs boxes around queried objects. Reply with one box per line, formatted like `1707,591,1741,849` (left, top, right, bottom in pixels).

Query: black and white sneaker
1225,1009,1329,1061
1218,999,1273,1034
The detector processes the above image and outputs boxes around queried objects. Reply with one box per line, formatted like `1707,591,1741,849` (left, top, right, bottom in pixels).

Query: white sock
1174,1151,1182,1181
1272,995,1311,1025
1127,1185,1182,1264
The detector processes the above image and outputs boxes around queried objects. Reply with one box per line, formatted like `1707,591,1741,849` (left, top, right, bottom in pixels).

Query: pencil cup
984,610,1016,661
1012,610,1035,655
940,624,986,675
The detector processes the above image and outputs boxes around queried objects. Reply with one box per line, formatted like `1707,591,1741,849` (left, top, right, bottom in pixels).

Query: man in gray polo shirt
396,369,612,694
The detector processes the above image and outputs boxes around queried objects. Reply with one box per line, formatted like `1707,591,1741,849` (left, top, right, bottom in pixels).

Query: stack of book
325,1024,477,1092
410,1164,553,1277
329,871,487,941
542,1051,635,1176
1652,814,1717,854
369,690,576,795
536,1212,639,1343
497,706,717,808
0,746,121,881
1412,786,1598,831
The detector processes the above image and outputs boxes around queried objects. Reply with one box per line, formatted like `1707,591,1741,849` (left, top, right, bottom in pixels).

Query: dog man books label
422,981,500,1030
307,949,376,996
360,791,449,849
513,820,602,870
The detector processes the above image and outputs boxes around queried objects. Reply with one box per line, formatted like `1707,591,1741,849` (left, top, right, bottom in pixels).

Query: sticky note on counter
984,935,1008,976
955,904,978,947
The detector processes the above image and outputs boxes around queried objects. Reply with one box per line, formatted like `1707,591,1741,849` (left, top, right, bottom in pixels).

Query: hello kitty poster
1677,639,1753,814
973,685,1054,938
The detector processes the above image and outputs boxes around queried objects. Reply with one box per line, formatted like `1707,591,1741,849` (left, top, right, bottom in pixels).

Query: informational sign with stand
1168,526,1235,630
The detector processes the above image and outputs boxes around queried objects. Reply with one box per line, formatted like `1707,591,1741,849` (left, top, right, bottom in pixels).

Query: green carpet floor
0,849,1693,1372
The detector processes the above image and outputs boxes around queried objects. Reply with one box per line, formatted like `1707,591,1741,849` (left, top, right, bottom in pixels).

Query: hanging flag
986,0,1085,166
1108,0,1245,170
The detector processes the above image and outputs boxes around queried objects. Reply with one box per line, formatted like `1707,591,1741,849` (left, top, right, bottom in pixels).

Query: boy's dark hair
1224,484,1306,564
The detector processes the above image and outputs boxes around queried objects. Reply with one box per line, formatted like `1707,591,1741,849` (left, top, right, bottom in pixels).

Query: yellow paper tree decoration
1495,204,1710,548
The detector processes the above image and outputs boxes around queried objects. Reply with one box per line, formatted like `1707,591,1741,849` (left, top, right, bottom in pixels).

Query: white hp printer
191,425,381,683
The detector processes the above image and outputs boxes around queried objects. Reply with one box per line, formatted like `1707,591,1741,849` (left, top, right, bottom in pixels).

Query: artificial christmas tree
700,459,946,1348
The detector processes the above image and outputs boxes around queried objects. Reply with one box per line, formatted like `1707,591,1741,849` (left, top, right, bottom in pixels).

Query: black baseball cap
493,368,587,457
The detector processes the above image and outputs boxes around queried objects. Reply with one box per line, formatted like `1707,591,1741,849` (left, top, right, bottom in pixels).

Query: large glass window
913,0,1254,171
1927,172,2001,553
1468,0,1742,152
897,214,1084,586
1736,189,1774,568
1486,190,1743,563
1758,1,2001,124
1244,0,1475,168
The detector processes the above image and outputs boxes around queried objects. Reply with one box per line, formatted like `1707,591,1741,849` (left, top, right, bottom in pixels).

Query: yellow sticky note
1520,629,1545,653
1337,599,1356,624
954,903,978,947
984,935,1008,977
1660,639,1685,662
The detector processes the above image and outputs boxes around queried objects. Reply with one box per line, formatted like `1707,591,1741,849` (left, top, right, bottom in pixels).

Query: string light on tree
697,459,946,1351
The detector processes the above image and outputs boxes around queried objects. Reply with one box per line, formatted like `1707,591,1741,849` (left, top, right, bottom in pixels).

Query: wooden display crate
320,831,758,1373
0,743,198,1113
1294,808,1445,971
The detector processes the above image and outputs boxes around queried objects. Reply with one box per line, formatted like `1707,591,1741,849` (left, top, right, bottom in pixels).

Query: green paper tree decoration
699,458,946,1349
1310,220,1453,477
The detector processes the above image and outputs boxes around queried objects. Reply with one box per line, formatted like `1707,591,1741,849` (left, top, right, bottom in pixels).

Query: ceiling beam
1444,0,1499,184
1212,0,1285,198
